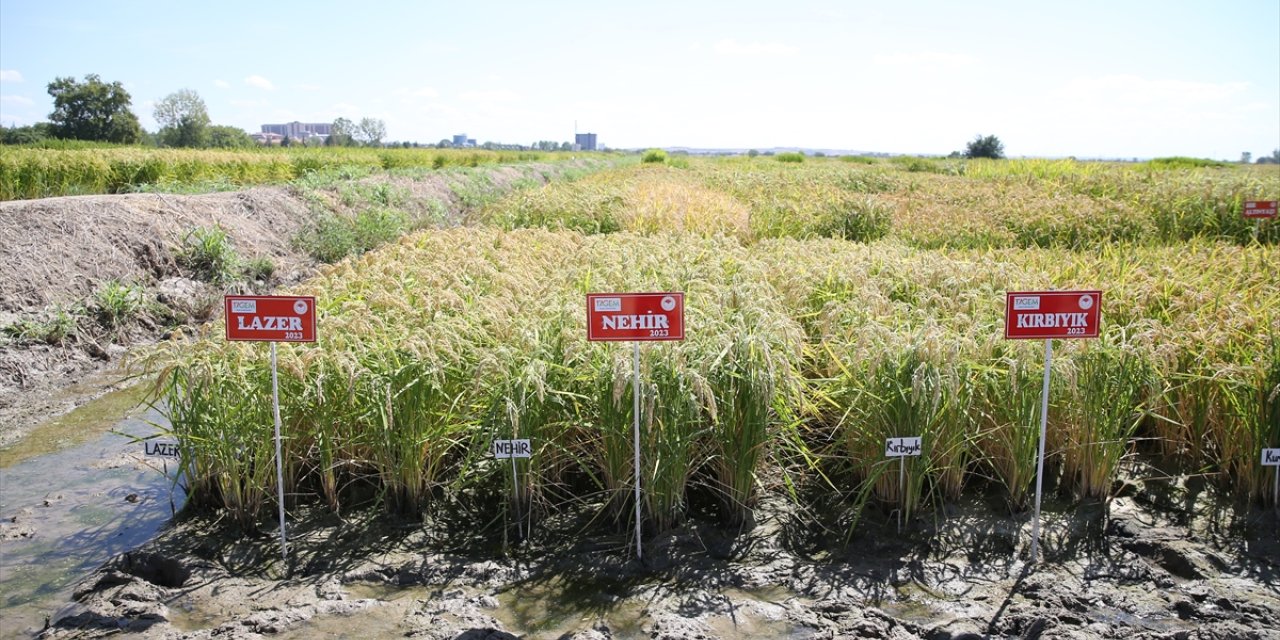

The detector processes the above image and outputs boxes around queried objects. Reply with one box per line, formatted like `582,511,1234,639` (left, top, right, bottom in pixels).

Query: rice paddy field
150,156,1280,537
0,146,564,200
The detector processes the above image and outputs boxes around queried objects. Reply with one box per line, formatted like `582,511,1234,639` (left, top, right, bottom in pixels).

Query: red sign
587,293,684,342
1243,200,1278,219
1005,291,1101,340
225,295,317,342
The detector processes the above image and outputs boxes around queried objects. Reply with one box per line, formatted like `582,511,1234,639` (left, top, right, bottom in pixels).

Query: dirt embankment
30,485,1280,640
0,162,602,449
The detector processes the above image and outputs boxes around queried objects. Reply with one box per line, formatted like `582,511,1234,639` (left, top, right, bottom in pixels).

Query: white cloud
0,95,34,106
712,39,798,57
872,51,977,69
214,79,231,89
459,89,520,102
0,69,23,83
244,75,275,90
396,86,440,98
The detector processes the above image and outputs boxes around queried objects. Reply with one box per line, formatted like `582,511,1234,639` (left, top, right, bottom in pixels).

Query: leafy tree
1,122,51,145
1240,151,1252,164
46,74,142,143
747,149,759,158
328,117,356,146
1257,149,1280,165
207,125,253,148
355,117,386,147
964,134,1005,160
154,89,211,147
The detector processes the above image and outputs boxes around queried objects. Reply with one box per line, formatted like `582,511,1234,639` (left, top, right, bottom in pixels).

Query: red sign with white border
1005,291,1101,340
225,295,317,342
587,292,684,342
1243,200,1278,219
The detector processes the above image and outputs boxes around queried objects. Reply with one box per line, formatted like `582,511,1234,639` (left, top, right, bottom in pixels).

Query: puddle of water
0,378,151,469
0,404,181,638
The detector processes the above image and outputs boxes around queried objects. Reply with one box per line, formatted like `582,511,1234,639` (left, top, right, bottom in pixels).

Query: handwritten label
885,437,923,457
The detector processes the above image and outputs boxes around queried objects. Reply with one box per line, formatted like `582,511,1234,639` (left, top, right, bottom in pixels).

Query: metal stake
511,447,523,540
898,454,905,533
1030,338,1052,563
633,341,643,561
271,342,288,568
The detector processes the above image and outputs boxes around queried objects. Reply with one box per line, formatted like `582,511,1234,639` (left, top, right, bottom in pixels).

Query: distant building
261,122,333,139
250,132,285,146
453,134,468,147
575,133,598,151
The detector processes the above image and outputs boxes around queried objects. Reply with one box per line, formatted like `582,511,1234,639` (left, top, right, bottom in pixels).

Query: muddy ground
29,478,1280,640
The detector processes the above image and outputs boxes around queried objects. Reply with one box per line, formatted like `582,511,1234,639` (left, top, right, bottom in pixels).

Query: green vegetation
147,155,1278,540
964,134,1005,160
0,147,567,200
2,306,79,345
175,226,239,284
775,152,805,163
641,149,668,164
92,280,146,328
46,74,143,144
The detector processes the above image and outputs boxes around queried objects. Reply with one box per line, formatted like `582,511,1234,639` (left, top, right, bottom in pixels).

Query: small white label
1013,296,1040,310
885,437,923,457
231,300,257,314
594,297,621,312
1262,448,1280,467
493,439,532,459
144,441,180,458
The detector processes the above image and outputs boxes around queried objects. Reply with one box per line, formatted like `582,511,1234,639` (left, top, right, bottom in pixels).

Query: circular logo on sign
1078,295,1093,310
661,296,676,311
294,299,309,315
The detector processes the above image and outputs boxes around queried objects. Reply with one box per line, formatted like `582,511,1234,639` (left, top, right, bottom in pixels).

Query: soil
0,161,600,451
26,482,1280,640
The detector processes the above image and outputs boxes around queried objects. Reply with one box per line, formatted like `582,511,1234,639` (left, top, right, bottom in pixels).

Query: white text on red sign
1005,291,1101,340
225,295,317,343
586,293,685,342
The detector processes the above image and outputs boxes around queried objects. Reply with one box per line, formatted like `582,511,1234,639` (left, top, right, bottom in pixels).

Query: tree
154,89,211,147
281,135,292,147
46,74,142,143
207,125,253,148
355,117,386,147
1257,149,1280,165
747,149,759,158
964,134,1005,160
328,117,356,146
1,122,51,145
1240,151,1252,164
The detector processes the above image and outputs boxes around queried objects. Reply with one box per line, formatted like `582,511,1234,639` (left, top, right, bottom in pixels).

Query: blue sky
1,0,1277,158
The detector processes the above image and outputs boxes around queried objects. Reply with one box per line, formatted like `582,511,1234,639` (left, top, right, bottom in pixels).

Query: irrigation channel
0,385,184,638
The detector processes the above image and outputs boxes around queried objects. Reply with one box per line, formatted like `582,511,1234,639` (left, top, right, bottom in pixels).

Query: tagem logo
1013,296,1040,311
593,297,622,312
231,300,257,314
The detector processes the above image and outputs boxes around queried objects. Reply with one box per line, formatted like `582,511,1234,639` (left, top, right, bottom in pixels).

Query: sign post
1244,200,1278,241
587,292,685,561
493,439,532,539
1263,448,1280,514
1005,290,1101,562
225,295,317,568
885,437,923,532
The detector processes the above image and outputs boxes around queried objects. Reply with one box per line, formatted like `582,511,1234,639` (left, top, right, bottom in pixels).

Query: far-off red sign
225,295,317,342
1243,200,1278,219
1005,291,1101,340
587,292,684,341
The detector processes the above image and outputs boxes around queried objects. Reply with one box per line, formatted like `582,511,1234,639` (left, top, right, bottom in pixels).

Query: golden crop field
152,156,1279,532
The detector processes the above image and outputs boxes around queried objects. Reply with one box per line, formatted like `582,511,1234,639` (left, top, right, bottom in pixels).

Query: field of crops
0,146,564,200
152,157,1279,536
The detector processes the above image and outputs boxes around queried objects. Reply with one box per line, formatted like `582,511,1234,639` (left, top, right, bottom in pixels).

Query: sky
1,0,1277,159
